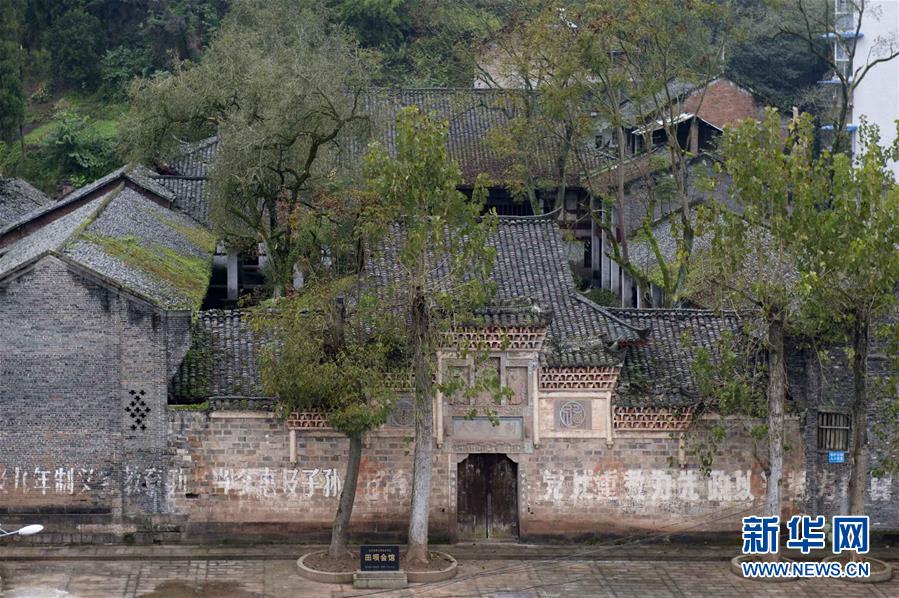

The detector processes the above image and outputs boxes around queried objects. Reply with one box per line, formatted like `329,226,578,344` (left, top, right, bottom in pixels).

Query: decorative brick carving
613,407,694,431
540,367,619,391
444,327,546,352
387,399,414,428
286,411,331,430
557,400,589,429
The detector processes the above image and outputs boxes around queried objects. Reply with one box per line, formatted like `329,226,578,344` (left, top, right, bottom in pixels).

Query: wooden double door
456,454,519,541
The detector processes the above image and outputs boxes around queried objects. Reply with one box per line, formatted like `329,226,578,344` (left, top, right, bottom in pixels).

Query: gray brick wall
795,342,899,531
0,256,185,519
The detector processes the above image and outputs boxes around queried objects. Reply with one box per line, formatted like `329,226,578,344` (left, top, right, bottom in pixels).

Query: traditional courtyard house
153,80,766,310
0,158,895,543
166,212,807,543
586,77,769,307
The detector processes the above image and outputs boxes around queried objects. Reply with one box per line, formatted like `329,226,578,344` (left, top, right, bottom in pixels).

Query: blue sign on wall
828,451,846,464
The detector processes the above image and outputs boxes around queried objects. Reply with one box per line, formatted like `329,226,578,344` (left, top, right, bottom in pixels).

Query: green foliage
140,0,228,65
46,9,103,88
693,330,766,418
0,97,123,194
792,120,899,343
122,0,376,293
726,33,828,110
330,0,411,50
83,233,212,309
99,46,153,101
0,1,25,141
251,279,402,437
41,109,120,187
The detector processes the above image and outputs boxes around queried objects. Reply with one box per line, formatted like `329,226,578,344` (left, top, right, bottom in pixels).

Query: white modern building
833,0,899,177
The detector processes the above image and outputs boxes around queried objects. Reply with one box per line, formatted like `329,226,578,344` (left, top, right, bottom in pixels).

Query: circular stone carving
559,401,586,428
389,399,414,427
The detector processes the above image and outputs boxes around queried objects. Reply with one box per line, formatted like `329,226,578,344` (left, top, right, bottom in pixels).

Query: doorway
456,454,519,541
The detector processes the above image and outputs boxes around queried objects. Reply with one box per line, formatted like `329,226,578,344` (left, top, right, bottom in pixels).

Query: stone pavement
2,552,898,597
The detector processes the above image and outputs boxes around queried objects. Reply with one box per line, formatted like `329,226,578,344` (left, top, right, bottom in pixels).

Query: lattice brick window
125,389,150,432
540,368,619,392
287,411,331,430
384,372,413,393
613,407,694,431
444,327,547,351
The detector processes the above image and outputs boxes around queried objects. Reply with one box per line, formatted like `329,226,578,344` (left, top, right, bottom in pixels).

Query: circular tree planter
297,550,458,585
296,551,354,585
730,554,797,582
406,551,458,583
822,554,893,583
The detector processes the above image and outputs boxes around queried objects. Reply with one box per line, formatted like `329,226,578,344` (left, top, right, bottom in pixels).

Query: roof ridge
59,183,124,252
572,292,652,339
364,87,534,94
497,206,562,223
0,165,176,241
607,307,741,316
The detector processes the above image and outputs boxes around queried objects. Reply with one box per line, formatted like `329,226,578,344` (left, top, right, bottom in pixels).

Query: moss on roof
147,209,217,254
81,233,211,310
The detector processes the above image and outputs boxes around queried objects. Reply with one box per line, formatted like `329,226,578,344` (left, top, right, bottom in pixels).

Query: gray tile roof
150,137,219,225
0,166,174,240
151,176,209,224
365,212,646,367
164,136,219,178
0,177,52,227
606,308,746,407
0,195,108,279
172,214,643,399
0,178,213,311
352,88,606,185
171,214,746,407
151,88,613,226
171,309,263,400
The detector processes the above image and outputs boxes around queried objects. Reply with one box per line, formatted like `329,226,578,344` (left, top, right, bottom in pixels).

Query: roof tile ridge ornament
570,292,652,340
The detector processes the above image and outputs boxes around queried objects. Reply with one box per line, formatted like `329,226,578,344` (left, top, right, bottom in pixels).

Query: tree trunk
766,308,786,562
846,317,869,562
329,434,363,559
406,289,433,565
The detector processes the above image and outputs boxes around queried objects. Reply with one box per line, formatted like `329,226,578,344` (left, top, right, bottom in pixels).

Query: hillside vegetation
0,0,826,197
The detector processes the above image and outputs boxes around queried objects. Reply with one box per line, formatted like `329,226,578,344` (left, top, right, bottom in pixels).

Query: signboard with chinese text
360,545,400,571
828,451,846,464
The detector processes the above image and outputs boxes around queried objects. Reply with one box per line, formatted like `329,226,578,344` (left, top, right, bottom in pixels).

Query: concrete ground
1,544,898,597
